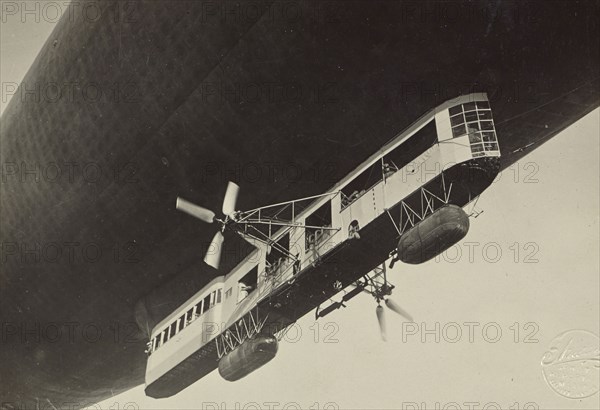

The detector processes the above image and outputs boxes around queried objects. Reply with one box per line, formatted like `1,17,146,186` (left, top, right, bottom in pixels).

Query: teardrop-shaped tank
218,334,278,382
397,205,469,264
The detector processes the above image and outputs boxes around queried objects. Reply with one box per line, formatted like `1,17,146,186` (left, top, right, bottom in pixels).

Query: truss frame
385,173,454,236
215,307,270,359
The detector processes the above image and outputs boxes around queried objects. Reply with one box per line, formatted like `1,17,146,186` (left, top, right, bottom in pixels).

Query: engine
396,204,470,264
218,334,278,381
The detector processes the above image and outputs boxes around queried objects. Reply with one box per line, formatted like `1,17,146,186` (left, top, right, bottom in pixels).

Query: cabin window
195,300,203,317
153,337,160,350
449,104,462,116
162,328,169,343
238,265,258,303
266,233,290,276
225,287,232,299
186,308,194,323
340,120,437,211
178,316,185,332
478,110,492,120
169,322,177,338
305,201,332,252
216,288,222,304
383,120,437,176
340,162,382,209
203,294,211,312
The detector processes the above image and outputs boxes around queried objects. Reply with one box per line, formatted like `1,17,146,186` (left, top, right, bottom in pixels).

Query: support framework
386,173,455,236
315,263,396,319
215,307,270,359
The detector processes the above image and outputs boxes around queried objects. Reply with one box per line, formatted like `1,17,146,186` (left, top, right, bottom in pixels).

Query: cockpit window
448,101,499,157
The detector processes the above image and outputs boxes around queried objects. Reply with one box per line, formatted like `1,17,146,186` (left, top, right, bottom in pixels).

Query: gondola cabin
143,93,501,398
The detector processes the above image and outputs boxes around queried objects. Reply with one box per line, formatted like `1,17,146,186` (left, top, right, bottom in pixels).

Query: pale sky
0,0,58,115
1,5,599,410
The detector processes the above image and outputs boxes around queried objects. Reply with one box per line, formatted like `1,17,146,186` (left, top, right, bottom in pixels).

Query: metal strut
274,321,298,341
215,307,270,359
391,174,454,236
360,263,394,303
315,263,395,319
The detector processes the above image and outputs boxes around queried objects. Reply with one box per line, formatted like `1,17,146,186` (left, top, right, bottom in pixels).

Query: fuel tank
397,205,469,264
218,334,278,382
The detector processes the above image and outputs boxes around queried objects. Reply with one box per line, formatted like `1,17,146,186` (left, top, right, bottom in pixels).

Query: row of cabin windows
147,288,222,355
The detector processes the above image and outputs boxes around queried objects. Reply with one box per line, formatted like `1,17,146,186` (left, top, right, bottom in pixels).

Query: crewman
238,282,252,302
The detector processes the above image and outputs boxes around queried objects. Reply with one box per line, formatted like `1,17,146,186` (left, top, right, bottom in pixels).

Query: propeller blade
204,231,224,269
385,298,414,322
176,198,216,223
376,305,387,342
222,182,240,216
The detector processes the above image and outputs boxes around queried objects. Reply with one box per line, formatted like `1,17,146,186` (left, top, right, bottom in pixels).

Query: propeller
376,304,387,342
222,182,240,217
175,198,215,223
204,231,224,269
375,298,413,342
176,181,240,269
385,298,414,322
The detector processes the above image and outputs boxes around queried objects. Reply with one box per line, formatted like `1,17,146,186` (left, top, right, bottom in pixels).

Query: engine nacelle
218,334,278,381
397,205,469,264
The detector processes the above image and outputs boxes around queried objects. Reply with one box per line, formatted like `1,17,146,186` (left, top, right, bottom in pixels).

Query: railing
305,227,332,253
